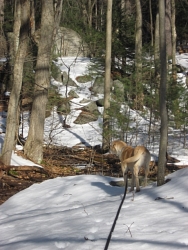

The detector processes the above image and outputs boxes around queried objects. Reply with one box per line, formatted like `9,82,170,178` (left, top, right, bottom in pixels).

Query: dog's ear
111,141,117,151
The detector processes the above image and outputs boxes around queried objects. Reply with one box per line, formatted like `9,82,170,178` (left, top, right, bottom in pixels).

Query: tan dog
110,140,151,192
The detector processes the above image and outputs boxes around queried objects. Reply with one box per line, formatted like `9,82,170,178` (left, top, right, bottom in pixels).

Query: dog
110,140,151,192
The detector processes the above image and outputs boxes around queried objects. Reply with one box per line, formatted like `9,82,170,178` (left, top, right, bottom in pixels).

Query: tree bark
149,0,154,46
0,0,4,33
134,0,143,110
135,0,142,72
1,0,30,165
154,11,160,79
13,0,21,56
157,0,168,186
102,0,112,151
171,0,176,80
30,0,35,37
165,0,172,58
24,0,57,163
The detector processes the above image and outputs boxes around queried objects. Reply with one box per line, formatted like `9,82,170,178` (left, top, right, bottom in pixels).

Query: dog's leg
129,168,134,192
144,160,150,187
135,177,140,192
121,163,128,189
133,165,140,192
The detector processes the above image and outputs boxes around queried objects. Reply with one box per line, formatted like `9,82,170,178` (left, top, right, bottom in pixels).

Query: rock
74,100,101,124
57,101,71,115
76,75,93,83
80,98,90,104
54,27,90,57
81,101,99,114
92,76,113,95
68,89,79,98
62,71,77,87
51,63,62,82
74,111,98,124
112,79,125,101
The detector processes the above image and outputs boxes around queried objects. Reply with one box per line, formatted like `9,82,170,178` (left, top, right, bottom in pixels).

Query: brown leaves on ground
0,145,119,205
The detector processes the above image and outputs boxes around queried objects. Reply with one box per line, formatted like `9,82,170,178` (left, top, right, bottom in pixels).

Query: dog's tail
123,148,150,164
122,153,142,164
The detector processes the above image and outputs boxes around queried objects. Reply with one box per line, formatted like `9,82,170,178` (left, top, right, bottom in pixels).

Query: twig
124,222,134,237
76,201,88,215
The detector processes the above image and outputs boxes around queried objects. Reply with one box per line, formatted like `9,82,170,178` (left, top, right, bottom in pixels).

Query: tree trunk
30,0,35,37
149,0,154,46
154,11,160,79
24,0,56,163
13,0,21,56
165,0,172,58
157,0,168,186
124,0,132,16
102,0,112,151
134,0,143,110
54,0,63,37
171,0,176,81
0,0,4,33
1,0,30,165
135,0,142,71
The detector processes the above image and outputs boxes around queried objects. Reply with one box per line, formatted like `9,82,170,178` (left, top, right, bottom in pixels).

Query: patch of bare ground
0,145,187,205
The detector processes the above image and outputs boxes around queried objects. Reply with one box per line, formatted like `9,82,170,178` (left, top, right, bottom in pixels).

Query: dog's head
110,140,127,155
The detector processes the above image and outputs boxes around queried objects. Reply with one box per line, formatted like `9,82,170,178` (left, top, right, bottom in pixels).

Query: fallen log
1,165,44,172
166,164,188,170
2,175,34,187
166,152,180,163
0,165,49,176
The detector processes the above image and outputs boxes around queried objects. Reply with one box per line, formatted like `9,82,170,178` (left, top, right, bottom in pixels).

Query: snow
0,55,188,250
0,170,188,249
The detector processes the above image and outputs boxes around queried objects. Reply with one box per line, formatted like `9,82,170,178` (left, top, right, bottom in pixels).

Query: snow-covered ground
0,54,188,249
0,168,188,250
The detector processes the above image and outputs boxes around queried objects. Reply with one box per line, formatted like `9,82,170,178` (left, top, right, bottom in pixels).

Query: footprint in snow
84,234,96,241
95,218,103,222
55,241,70,249
89,226,98,233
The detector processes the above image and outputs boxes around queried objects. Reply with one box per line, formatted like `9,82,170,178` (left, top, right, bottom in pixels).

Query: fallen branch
1,165,47,172
166,152,180,163
124,222,134,237
2,175,34,187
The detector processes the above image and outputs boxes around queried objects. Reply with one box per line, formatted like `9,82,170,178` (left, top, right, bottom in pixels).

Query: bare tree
102,0,112,151
154,11,160,79
134,0,143,110
0,0,4,33
149,0,154,46
24,0,63,163
78,0,97,28
171,0,176,80
157,0,168,186
1,0,30,165
135,0,142,73
165,0,172,58
13,0,21,56
123,0,132,16
30,0,35,37
0,0,6,59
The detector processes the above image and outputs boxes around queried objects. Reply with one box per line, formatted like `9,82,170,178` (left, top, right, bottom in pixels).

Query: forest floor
0,145,187,205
